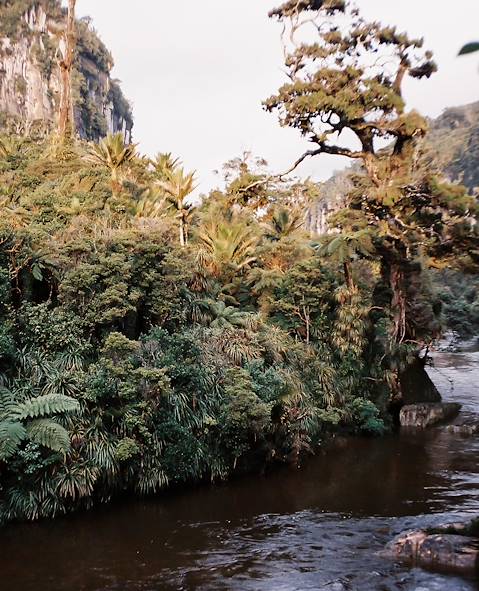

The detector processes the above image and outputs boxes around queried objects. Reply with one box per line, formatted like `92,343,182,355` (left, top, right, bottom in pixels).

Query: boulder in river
399,402,461,428
318,581,349,591
382,529,479,573
444,423,479,436
399,357,441,404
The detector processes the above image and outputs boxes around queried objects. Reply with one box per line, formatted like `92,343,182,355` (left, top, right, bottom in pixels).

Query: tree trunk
179,218,186,247
302,305,311,345
343,261,355,291
58,0,76,141
111,168,121,197
393,60,408,97
390,263,407,344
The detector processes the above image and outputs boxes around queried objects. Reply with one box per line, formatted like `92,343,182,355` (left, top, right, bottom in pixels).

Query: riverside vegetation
0,0,477,523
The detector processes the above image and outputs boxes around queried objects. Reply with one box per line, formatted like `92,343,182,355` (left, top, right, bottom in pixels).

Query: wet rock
444,423,479,435
399,402,461,428
399,357,441,404
382,529,479,573
319,581,349,591
433,522,469,533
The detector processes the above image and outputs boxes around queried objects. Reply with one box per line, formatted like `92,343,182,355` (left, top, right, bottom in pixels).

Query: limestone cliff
0,0,133,141
305,168,354,235
424,101,479,193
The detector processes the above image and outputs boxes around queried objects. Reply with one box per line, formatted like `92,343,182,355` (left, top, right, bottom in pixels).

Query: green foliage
0,1,475,525
459,42,479,56
346,398,386,436
434,270,479,336
0,387,79,460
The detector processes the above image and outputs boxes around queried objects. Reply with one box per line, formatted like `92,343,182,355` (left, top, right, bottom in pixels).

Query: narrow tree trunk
111,168,121,197
390,263,407,344
393,57,411,99
179,218,186,247
343,261,355,292
302,305,311,345
58,0,76,141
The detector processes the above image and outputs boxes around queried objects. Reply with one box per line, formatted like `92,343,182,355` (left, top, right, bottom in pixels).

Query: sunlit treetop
269,0,346,18
265,0,437,174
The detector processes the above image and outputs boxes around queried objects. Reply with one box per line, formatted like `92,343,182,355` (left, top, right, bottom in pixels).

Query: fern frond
0,387,16,420
0,420,26,460
14,394,80,420
26,419,71,453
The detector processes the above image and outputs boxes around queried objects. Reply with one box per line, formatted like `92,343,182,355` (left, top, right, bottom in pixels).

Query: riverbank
1,341,478,590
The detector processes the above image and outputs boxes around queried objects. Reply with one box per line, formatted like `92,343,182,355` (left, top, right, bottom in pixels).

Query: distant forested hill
424,101,479,192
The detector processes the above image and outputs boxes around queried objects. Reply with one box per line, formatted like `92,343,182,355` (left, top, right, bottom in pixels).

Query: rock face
399,356,441,405
399,402,461,428
305,168,354,235
0,2,133,141
382,529,479,573
444,423,479,436
425,101,479,193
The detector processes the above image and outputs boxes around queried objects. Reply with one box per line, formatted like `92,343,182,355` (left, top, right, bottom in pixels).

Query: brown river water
1,340,479,591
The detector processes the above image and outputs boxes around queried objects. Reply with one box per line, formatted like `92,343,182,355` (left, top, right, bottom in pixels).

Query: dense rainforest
308,101,479,337
0,0,477,523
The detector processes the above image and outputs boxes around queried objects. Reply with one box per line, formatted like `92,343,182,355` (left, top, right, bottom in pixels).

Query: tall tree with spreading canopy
265,0,437,181
265,0,478,397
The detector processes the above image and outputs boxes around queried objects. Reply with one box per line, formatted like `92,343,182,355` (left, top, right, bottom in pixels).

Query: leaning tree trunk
58,0,76,141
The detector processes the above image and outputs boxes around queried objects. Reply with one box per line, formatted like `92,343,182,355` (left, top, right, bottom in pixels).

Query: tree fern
0,388,79,459
0,387,16,419
14,394,79,420
26,419,72,453
0,420,26,460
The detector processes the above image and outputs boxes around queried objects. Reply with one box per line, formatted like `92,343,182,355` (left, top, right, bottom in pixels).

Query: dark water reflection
1,341,479,590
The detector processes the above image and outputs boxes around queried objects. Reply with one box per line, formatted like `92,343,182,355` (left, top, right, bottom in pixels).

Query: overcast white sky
75,1,479,194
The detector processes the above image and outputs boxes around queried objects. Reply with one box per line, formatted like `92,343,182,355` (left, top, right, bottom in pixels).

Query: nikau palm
152,152,181,181
196,218,258,278
263,207,304,241
158,168,196,246
85,133,138,196
316,230,374,291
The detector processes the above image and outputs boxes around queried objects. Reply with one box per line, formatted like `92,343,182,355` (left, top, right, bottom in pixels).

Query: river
1,340,478,590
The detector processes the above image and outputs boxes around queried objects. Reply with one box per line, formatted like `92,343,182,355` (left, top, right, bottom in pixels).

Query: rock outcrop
444,423,479,435
382,528,479,574
399,356,442,405
0,1,133,141
399,402,461,428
